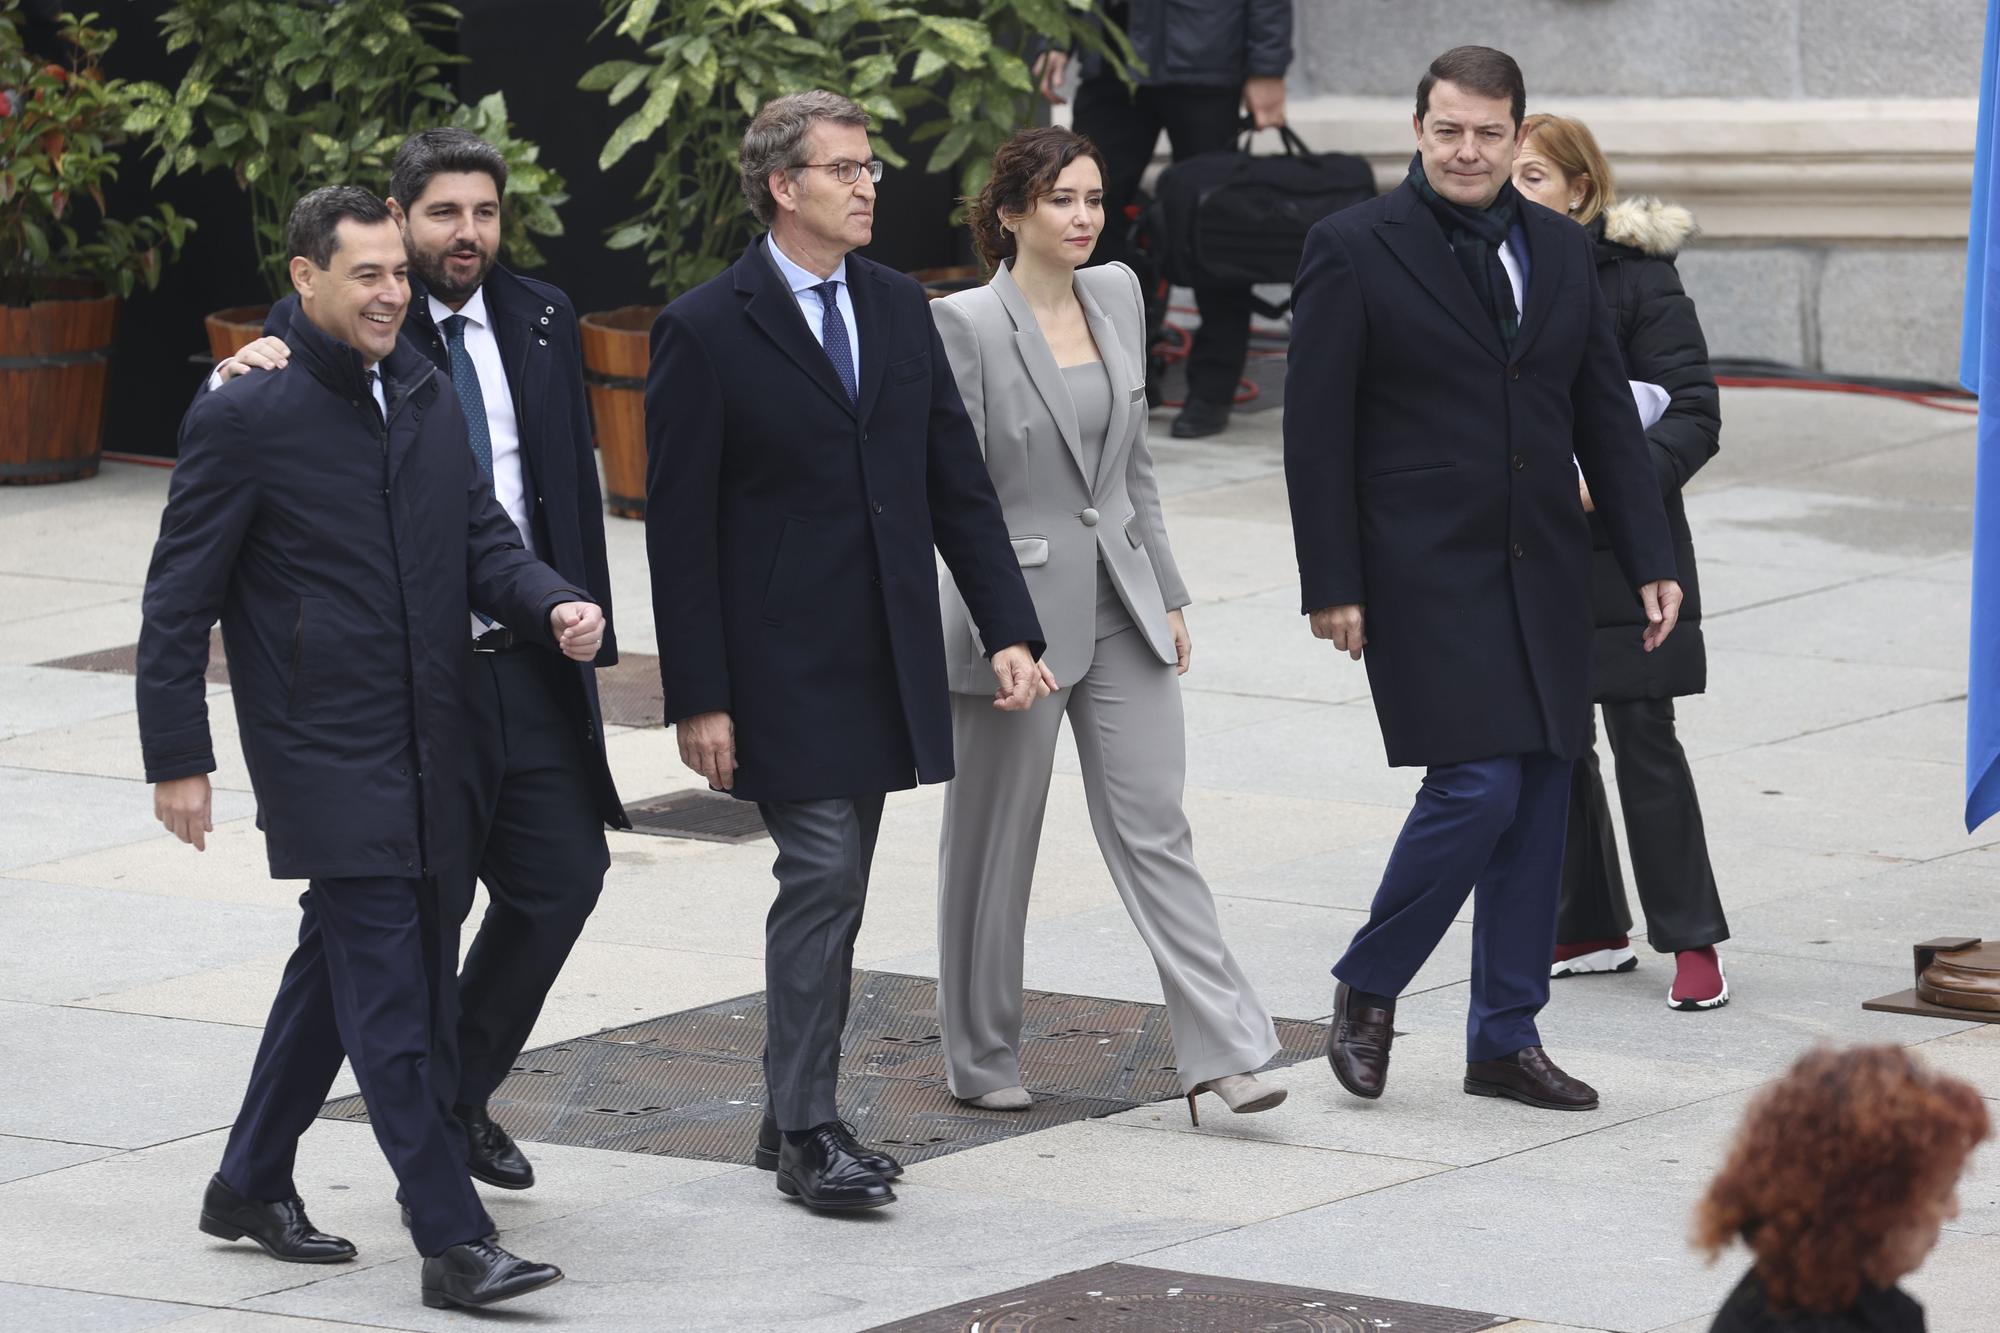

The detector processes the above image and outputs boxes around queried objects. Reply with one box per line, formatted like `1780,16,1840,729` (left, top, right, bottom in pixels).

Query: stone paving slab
0,768,257,875
0,1132,117,1186
0,694,255,793
0,1284,207,1333
0,666,149,743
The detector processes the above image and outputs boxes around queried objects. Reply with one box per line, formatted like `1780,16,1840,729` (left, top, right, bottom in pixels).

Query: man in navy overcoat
1285,48,1681,1113
644,91,1047,1211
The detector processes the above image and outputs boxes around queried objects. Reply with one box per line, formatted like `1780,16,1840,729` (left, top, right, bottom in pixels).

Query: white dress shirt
766,234,861,377
432,287,531,556
1497,239,1525,316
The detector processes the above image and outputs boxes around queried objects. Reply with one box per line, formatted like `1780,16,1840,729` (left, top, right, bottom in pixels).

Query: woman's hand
1167,608,1192,675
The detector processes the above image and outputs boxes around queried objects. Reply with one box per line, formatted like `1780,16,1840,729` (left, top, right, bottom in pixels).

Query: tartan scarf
1405,152,1522,349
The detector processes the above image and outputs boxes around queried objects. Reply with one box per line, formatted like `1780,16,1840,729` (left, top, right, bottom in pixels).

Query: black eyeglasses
793,159,884,185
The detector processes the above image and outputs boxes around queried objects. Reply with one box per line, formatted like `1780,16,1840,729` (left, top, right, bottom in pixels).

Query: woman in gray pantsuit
931,127,1284,1125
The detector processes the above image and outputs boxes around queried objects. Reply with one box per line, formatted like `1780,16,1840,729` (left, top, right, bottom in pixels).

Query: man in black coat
1034,0,1294,437
141,186,597,1309
1283,48,1681,1113
645,91,1047,1211
213,130,625,1193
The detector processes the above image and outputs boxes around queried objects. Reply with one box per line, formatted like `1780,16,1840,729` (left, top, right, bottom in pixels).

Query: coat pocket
761,516,811,626
1010,535,1050,567
887,352,928,383
1366,460,1455,479
287,595,329,719
1123,515,1144,549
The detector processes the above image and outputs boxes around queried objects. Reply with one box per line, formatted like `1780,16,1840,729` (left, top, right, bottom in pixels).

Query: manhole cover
623,789,767,842
322,972,1328,1167
866,1263,1506,1332
41,633,228,685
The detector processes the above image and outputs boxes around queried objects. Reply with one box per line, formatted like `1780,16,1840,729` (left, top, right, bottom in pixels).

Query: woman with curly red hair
1697,1045,1988,1331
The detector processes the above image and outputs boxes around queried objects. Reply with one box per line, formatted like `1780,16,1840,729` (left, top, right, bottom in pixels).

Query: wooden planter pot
579,305,661,521
204,304,273,363
0,291,119,485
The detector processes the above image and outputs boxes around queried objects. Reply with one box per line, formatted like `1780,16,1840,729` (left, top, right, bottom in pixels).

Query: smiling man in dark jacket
138,186,600,1311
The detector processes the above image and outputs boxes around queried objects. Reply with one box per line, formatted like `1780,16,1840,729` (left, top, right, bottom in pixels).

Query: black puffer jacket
1707,1270,1925,1332
1072,0,1292,89
1586,197,1719,702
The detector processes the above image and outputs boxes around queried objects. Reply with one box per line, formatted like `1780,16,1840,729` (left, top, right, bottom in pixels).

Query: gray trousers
756,793,885,1132
937,625,1279,1097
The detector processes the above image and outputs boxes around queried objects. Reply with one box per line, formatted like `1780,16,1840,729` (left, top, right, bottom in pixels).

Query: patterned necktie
810,280,857,404
440,314,493,476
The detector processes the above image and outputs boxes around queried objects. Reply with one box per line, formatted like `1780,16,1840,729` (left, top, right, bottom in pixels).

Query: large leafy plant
583,0,1131,300
0,2,192,304
127,0,566,298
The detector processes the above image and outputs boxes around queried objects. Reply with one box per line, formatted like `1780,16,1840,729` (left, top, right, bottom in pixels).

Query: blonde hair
1520,113,1616,225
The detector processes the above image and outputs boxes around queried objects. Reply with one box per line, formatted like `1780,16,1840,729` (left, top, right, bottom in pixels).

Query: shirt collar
766,234,847,296
428,283,489,331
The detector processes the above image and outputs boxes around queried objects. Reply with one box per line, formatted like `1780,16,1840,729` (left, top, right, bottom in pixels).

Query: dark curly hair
965,126,1107,271
1694,1045,1989,1312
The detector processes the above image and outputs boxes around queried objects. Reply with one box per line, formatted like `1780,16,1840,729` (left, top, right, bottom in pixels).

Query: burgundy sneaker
1551,935,1637,979
1669,946,1729,1011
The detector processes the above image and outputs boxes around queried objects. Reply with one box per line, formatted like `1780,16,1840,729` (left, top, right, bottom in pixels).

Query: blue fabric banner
1966,0,2000,829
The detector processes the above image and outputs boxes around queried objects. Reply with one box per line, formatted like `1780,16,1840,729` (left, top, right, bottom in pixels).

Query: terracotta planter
203,304,274,363
0,291,119,485
908,264,983,301
579,304,661,521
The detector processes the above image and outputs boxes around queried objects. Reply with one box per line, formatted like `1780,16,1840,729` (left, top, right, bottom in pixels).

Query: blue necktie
440,314,493,476
811,280,857,404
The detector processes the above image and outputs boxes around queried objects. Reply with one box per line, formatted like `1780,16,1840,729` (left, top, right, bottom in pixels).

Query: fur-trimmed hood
1599,197,1698,258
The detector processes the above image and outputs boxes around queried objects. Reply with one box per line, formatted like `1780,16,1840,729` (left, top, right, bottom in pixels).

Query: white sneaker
1550,944,1639,978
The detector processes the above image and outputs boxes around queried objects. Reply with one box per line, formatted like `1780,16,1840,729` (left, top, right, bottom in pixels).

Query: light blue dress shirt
765,234,861,377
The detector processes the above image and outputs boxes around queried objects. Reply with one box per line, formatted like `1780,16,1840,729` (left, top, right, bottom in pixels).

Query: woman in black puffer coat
1514,114,1732,1012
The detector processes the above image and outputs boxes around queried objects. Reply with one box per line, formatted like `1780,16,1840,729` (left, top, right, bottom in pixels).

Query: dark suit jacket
644,237,1044,803
1283,181,1676,767
139,310,587,879
264,263,626,827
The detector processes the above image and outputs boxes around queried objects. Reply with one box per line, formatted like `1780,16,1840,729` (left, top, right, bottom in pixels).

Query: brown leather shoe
1327,982,1395,1100
1463,1046,1599,1111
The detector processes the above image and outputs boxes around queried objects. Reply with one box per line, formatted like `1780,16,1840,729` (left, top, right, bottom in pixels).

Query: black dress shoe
1327,982,1395,1100
459,1104,534,1190
1170,398,1231,438
755,1110,902,1180
1464,1045,1600,1111
198,1173,355,1264
775,1123,896,1212
420,1238,563,1309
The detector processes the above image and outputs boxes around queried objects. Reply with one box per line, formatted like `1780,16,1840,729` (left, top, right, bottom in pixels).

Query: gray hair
739,90,871,226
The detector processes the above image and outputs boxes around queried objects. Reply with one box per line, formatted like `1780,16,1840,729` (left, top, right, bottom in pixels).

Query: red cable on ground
1712,376,1978,416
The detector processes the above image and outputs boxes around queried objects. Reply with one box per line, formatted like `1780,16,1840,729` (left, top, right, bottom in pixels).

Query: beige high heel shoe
1185,1073,1286,1126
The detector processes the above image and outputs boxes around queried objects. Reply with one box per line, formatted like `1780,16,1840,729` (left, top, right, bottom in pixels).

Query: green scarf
1406,152,1523,349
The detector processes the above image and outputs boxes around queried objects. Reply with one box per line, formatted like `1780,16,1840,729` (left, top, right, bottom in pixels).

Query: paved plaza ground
0,384,1996,1331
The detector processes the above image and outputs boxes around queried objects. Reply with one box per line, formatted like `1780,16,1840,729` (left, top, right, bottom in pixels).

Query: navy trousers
217,875,492,1257
1333,753,1571,1062
443,647,610,1111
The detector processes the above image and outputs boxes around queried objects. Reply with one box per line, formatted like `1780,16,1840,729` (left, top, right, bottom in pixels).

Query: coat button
539,315,550,325
871,502,883,514
545,306,554,314
538,338,547,346
1513,455,1526,471
1512,542,1525,559
1509,364,1521,380
1080,507,1100,526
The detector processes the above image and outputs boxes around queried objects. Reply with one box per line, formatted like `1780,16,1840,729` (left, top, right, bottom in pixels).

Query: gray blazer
933,260,1189,694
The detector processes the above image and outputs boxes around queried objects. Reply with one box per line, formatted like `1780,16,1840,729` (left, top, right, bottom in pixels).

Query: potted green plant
577,0,1130,518
1,1,193,484
126,0,566,359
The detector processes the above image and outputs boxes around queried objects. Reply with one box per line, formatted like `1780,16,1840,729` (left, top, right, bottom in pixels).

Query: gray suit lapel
1076,273,1133,499
994,262,1089,486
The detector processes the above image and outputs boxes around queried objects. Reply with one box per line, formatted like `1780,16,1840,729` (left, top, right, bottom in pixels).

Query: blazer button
1080,507,1100,526
1509,364,1521,380
1513,455,1526,471
1512,542,1525,559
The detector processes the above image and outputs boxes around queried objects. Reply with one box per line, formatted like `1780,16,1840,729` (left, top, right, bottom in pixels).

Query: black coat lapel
852,261,889,422
1511,204,1568,362
483,275,545,493
736,238,859,418
1375,185,1507,364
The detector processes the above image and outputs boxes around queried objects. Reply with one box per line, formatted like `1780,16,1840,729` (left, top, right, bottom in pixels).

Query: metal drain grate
865,1263,1507,1332
322,971,1328,1167
622,789,768,843
40,633,229,685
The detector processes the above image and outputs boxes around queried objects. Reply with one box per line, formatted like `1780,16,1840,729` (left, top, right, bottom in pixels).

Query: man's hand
1639,580,1683,653
1167,607,1192,675
677,710,737,790
1309,603,1366,660
1579,478,1596,513
1034,49,1070,105
216,335,291,382
1244,75,1287,130
550,601,605,661
154,774,214,851
991,643,1052,711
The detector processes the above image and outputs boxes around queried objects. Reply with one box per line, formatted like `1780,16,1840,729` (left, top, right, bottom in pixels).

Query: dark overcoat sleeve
921,316,1045,661
136,392,258,783
1572,258,1678,592
560,304,619,666
1246,0,1294,77
1625,258,1721,493
1283,219,1367,614
642,309,733,723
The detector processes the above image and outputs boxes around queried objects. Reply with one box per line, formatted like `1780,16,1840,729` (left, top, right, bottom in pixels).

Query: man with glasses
644,90,1048,1212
